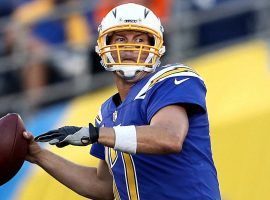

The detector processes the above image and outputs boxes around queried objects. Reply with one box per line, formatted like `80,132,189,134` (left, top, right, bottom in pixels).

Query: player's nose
120,51,138,61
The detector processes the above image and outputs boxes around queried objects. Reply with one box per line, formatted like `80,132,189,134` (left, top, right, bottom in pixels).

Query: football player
24,3,221,199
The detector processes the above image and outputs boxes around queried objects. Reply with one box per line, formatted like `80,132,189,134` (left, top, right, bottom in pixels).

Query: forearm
98,125,184,154
35,149,112,199
136,125,183,153
98,105,188,154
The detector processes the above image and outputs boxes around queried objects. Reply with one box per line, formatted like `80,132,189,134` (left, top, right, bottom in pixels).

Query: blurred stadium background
0,0,270,199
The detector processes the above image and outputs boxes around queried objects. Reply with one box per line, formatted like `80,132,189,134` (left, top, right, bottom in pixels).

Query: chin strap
114,65,145,78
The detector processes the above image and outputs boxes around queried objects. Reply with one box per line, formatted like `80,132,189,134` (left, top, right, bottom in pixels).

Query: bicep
97,160,114,199
150,105,189,143
97,160,112,183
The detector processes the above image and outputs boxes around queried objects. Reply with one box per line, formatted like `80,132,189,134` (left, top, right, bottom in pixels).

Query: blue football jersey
91,64,221,200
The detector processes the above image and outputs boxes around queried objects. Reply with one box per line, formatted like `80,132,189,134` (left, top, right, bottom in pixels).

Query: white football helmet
95,3,166,79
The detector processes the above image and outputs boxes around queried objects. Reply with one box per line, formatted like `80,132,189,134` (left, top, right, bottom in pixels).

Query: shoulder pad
135,65,203,99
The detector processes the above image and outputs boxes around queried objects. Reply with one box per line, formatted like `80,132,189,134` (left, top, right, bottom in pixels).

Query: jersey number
107,148,140,200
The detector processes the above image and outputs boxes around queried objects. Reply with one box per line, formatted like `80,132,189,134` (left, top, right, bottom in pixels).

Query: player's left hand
34,124,99,148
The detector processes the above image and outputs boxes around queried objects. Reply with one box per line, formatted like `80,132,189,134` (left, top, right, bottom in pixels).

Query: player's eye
135,38,144,43
114,37,126,43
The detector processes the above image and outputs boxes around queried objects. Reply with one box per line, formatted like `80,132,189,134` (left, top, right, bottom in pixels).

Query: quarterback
24,3,221,200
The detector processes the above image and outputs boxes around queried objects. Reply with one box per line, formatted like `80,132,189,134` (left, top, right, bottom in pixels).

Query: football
0,113,28,186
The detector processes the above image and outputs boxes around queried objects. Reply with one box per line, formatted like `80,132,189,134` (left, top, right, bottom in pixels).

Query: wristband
89,123,99,143
113,125,137,154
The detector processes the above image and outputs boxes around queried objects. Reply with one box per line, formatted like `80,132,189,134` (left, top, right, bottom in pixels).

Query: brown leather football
0,113,27,186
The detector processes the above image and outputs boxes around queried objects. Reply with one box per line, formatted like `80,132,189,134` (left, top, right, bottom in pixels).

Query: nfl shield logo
113,111,118,122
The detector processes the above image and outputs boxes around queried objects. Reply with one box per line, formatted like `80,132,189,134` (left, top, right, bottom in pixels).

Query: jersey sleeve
90,108,105,160
90,143,105,160
145,75,207,123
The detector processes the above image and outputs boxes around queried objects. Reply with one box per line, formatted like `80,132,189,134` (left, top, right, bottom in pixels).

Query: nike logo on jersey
174,78,190,85
135,66,202,100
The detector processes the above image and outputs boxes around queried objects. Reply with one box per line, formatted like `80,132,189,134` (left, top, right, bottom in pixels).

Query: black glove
34,123,99,148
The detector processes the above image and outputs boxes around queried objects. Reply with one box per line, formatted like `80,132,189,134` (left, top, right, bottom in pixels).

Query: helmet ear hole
106,35,112,45
149,36,155,46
